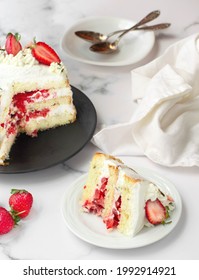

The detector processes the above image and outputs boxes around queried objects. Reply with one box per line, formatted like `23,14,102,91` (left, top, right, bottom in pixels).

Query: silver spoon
75,23,171,44
75,10,160,43
90,10,163,54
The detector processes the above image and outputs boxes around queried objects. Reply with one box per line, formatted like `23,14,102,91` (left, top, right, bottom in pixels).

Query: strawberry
9,189,33,218
31,41,61,65
0,207,15,235
5,32,22,56
145,198,166,225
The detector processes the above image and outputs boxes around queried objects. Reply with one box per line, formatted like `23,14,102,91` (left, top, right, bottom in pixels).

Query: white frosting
146,183,169,205
0,63,66,91
0,48,66,74
0,48,38,66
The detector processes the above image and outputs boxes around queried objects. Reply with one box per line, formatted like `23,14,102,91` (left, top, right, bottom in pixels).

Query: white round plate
61,167,182,249
61,16,155,66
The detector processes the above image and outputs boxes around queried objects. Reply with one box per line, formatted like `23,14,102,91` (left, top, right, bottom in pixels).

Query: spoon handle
116,10,160,44
137,23,171,31
134,10,160,27
107,23,171,39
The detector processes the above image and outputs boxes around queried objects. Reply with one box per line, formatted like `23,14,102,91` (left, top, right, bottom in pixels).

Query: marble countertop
0,0,199,260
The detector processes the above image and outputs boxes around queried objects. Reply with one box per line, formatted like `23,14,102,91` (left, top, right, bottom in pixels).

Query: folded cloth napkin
92,33,199,167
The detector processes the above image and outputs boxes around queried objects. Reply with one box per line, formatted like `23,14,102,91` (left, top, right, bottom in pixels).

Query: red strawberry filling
83,177,108,216
1,90,51,137
104,195,121,230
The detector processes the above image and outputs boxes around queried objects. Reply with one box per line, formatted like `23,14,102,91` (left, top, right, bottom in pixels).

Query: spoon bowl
75,31,107,43
90,41,118,54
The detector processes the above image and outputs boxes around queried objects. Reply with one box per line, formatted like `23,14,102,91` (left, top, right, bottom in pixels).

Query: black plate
0,86,97,174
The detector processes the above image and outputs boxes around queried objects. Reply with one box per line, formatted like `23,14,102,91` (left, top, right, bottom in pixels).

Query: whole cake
81,153,175,237
0,32,76,165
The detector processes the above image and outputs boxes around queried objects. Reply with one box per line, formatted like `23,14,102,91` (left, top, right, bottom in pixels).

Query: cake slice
0,32,76,165
81,153,175,237
82,153,122,218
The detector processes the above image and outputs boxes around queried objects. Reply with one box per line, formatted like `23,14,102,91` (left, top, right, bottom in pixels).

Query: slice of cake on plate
0,32,76,165
81,153,175,237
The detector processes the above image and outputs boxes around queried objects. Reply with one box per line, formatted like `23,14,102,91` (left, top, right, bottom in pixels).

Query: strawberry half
145,198,166,225
5,32,22,56
31,41,61,65
9,189,33,218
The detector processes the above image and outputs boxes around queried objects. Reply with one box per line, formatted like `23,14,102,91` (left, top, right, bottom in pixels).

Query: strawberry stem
11,189,28,194
10,208,22,225
14,33,21,42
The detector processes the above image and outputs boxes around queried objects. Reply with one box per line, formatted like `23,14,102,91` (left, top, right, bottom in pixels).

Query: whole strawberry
9,189,33,218
0,207,15,235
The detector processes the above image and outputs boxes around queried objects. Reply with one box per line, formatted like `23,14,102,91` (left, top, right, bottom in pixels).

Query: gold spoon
75,23,171,44
89,10,163,54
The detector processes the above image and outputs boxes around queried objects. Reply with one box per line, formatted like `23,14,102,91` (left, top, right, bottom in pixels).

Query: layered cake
81,153,175,237
0,32,76,165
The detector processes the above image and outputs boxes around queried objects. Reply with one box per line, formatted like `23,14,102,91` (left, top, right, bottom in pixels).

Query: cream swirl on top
0,47,66,74
0,48,38,66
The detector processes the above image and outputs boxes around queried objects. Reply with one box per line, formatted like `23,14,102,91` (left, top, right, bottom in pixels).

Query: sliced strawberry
31,41,61,65
145,198,166,225
5,32,22,56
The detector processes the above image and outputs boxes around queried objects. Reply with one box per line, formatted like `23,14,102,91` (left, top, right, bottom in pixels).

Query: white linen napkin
92,33,199,167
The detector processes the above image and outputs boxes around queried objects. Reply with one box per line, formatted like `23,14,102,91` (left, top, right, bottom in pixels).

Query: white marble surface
0,0,199,260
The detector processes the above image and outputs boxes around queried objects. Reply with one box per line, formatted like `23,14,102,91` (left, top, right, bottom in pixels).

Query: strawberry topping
145,198,166,225
5,32,22,56
31,41,61,65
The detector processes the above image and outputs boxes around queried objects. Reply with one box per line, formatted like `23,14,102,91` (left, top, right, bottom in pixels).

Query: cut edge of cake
0,32,77,165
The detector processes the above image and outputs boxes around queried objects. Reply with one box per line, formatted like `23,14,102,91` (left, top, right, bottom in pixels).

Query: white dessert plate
62,167,182,249
61,16,155,66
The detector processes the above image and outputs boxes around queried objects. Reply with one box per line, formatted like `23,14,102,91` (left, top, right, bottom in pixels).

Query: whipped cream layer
0,63,66,92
